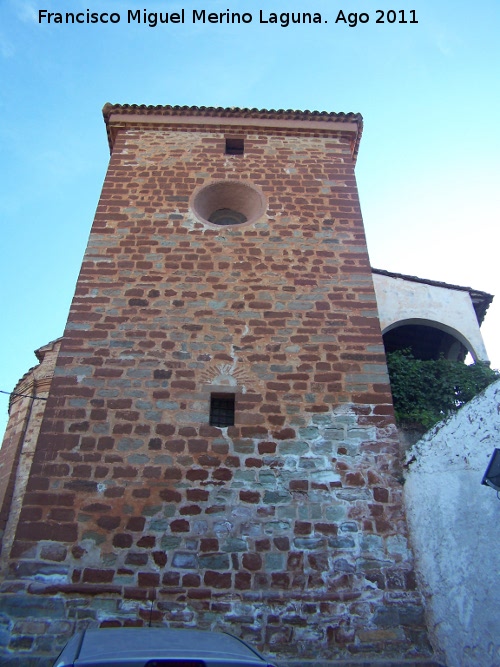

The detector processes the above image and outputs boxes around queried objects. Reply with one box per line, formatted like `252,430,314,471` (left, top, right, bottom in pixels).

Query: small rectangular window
210,394,235,427
225,138,244,156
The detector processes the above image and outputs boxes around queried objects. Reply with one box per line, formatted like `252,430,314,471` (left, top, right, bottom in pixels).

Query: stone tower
0,105,433,664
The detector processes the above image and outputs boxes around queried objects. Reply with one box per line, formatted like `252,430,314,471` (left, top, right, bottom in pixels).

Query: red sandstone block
107,399,133,409
126,517,146,531
273,428,296,440
132,489,149,499
97,516,121,530
198,454,221,468
271,572,291,588
170,519,190,532
314,523,338,535
235,572,252,590
289,480,308,492
213,468,232,481
159,489,182,503
115,410,140,421
19,507,43,522
125,552,149,566
24,492,75,508
164,439,186,454
373,487,389,503
95,368,124,378
138,572,160,587
187,588,211,599
368,504,384,517
25,477,49,491
186,469,208,482
373,405,395,415
179,427,197,436
48,508,75,522
242,553,262,571
104,487,125,498
188,439,209,454
374,518,392,534
199,424,223,437
273,537,290,551
113,466,138,479
123,587,152,600
294,522,312,535
68,421,91,433
187,489,209,502
345,472,365,486
143,467,161,479
206,505,226,514
240,490,260,504
267,382,291,392
314,373,341,382
156,424,175,436
83,453,100,463
97,437,115,450
180,505,202,516
163,467,182,481
171,380,196,390
258,442,276,454
82,568,114,583
182,573,200,587
162,571,180,586
245,458,262,468
113,533,133,548
72,465,92,478
204,571,231,588
152,551,167,567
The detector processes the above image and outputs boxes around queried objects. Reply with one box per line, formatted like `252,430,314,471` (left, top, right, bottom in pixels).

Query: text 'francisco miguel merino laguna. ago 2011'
38,8,326,27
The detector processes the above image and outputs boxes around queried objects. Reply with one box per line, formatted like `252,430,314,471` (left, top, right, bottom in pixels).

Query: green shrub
386,349,499,430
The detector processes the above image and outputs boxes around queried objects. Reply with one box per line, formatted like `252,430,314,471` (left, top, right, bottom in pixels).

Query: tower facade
0,106,432,664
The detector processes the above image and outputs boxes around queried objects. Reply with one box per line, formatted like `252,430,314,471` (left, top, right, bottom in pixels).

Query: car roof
54,628,274,666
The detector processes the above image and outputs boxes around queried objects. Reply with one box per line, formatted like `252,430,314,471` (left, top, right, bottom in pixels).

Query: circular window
192,181,265,227
208,208,247,226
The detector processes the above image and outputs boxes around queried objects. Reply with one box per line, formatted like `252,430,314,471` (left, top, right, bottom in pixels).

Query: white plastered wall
404,379,500,667
373,272,489,362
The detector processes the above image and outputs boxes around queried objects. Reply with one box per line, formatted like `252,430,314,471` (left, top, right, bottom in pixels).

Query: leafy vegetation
386,349,500,430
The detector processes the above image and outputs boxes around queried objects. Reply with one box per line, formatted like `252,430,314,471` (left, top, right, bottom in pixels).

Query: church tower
0,105,432,664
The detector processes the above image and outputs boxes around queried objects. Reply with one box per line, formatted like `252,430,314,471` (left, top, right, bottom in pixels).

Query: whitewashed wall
404,380,500,667
373,272,489,362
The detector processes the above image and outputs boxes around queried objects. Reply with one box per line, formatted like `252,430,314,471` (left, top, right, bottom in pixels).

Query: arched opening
382,320,475,362
192,181,265,227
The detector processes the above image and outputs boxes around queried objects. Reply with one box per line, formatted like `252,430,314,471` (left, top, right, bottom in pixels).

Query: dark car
52,627,278,667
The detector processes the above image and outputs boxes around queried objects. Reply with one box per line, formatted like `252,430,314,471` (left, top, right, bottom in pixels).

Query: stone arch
381,317,480,362
372,269,491,364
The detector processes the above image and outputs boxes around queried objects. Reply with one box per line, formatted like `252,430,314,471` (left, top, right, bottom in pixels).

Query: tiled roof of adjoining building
372,268,493,325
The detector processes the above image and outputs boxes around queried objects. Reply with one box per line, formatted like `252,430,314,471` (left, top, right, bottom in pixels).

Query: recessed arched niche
191,181,265,228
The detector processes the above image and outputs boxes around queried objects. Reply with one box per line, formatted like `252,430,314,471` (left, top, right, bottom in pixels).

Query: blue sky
1,0,499,434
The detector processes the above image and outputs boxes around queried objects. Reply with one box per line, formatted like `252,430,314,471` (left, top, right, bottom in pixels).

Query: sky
1,0,499,436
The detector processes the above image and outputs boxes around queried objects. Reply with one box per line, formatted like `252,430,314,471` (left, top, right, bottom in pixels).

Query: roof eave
372,268,494,325
102,103,363,162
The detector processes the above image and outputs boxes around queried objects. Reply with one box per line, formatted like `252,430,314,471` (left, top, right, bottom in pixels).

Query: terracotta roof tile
102,103,363,157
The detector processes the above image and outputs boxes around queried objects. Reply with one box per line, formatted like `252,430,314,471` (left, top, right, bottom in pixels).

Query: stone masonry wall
0,118,432,665
0,340,61,560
